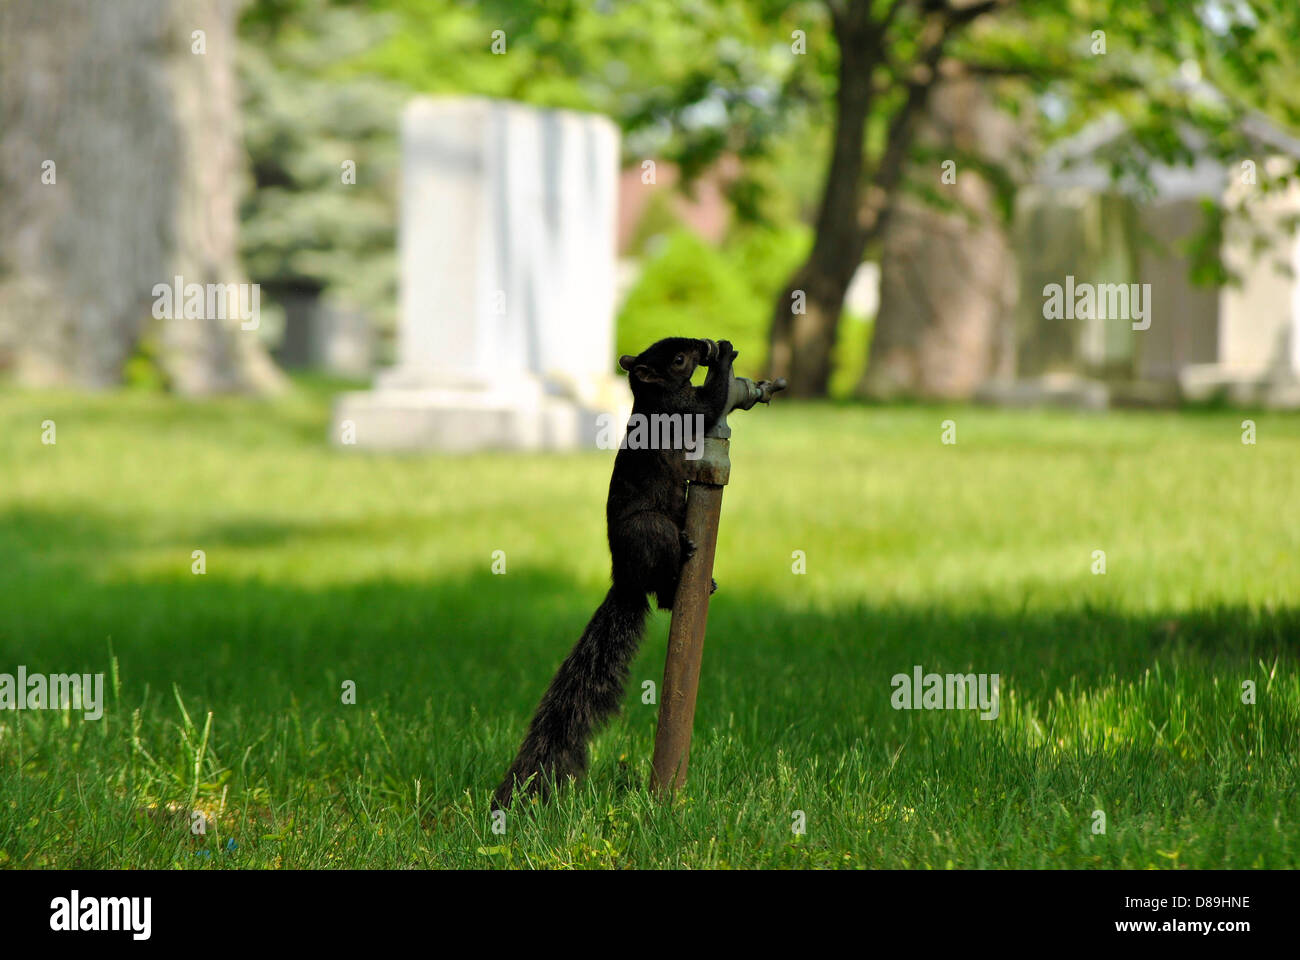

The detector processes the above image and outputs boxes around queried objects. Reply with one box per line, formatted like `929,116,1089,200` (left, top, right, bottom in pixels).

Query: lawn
1,381,1297,868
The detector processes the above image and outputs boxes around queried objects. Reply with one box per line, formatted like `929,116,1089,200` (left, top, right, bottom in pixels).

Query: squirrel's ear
632,364,665,385
618,355,637,372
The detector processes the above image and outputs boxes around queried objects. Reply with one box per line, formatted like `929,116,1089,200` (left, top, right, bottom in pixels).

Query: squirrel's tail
493,586,649,808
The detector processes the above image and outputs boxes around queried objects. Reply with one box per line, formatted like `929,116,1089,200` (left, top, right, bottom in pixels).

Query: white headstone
1180,169,1300,408
334,97,631,450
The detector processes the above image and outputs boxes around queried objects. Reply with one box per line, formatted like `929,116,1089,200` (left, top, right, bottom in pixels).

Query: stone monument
332,97,631,450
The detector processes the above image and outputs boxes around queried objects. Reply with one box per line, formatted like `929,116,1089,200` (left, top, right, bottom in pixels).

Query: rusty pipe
649,367,785,797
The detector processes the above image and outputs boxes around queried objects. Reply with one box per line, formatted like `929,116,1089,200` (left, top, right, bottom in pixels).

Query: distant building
616,156,737,255
981,111,1300,408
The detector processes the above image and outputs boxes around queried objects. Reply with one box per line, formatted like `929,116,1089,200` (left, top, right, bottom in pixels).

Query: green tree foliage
357,0,828,224
617,230,780,368
238,1,404,334
236,0,1300,391
617,224,879,391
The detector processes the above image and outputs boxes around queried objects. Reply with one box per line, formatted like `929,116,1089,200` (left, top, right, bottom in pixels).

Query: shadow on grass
0,505,1295,723
2,504,1299,873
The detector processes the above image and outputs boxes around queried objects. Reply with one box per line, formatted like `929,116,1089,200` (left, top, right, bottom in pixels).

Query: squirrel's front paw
716,339,737,364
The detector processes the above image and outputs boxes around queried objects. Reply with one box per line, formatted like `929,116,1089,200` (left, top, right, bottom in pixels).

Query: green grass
1,381,1297,869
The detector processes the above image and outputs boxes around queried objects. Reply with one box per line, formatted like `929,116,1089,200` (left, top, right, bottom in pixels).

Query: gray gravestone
333,97,630,450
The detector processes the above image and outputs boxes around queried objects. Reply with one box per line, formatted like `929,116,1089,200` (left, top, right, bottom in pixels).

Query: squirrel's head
618,338,716,395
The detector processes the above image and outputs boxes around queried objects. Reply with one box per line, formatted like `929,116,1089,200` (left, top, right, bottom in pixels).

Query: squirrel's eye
674,354,685,366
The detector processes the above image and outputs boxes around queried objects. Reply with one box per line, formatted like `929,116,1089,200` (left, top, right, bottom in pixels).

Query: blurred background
2,0,1300,870
3,0,1299,414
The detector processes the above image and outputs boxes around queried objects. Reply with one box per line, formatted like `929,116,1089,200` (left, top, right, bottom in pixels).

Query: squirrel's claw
680,532,697,562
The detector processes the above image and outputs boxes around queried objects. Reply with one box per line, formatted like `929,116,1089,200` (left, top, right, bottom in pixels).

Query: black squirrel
493,337,736,808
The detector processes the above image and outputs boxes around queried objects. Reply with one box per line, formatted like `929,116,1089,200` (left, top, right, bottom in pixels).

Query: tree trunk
858,78,1018,399
766,16,875,397
0,0,284,394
